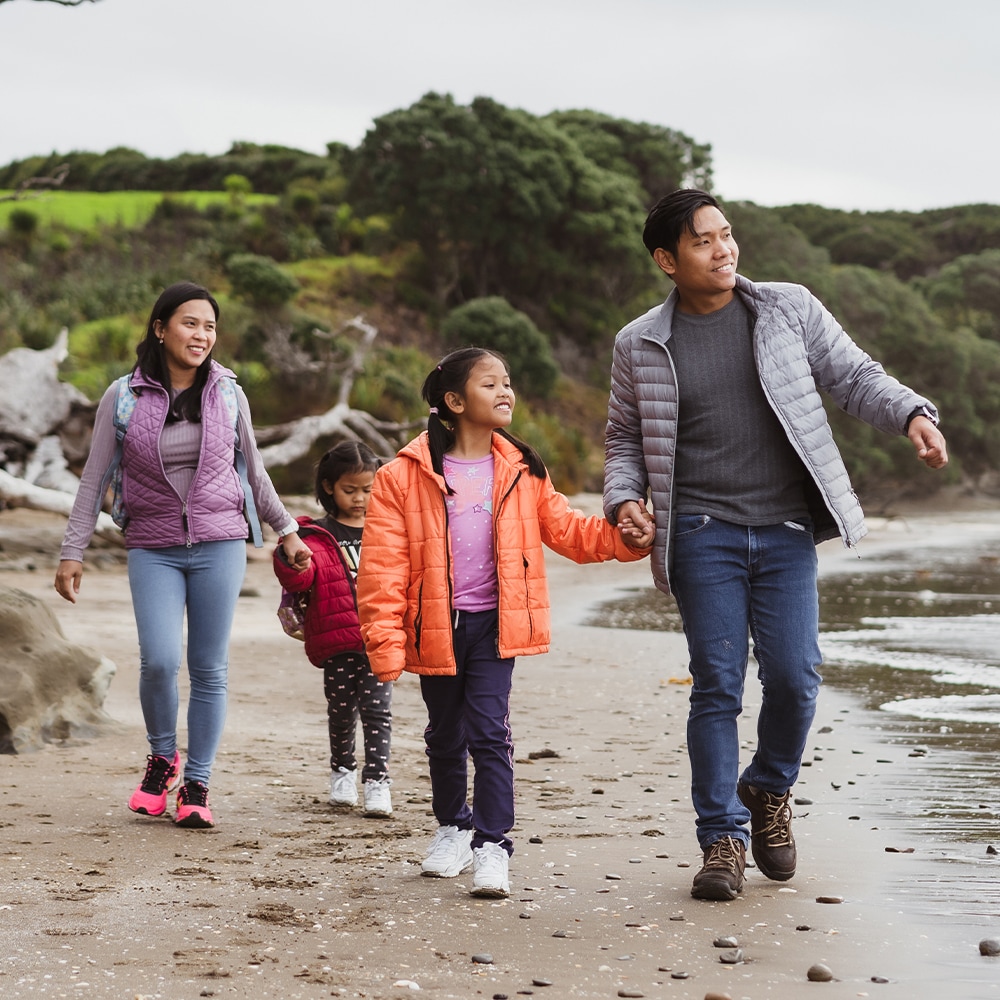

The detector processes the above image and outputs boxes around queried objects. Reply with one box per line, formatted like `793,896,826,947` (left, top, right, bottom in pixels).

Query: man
604,189,948,901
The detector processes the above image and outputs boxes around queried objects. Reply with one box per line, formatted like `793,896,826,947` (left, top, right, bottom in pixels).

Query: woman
55,281,310,829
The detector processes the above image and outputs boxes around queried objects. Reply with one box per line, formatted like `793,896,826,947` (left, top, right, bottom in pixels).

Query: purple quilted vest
120,361,249,549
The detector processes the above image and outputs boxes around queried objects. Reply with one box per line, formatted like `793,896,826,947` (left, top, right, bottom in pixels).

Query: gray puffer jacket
603,275,937,595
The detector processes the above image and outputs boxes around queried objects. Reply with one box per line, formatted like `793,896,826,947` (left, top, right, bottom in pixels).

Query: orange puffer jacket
356,432,646,682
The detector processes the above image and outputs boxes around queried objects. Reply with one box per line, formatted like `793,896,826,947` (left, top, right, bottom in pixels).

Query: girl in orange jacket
356,347,650,898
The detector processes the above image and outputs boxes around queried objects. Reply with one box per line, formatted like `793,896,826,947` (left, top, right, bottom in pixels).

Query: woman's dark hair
420,347,547,486
134,281,221,422
642,189,722,257
315,440,381,517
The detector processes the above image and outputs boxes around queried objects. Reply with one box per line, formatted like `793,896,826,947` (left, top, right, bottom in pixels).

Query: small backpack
98,373,262,545
276,587,309,641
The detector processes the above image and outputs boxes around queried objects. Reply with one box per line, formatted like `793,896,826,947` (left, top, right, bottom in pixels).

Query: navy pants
419,609,516,855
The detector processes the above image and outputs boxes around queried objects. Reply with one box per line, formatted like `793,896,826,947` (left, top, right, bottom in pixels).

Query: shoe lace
178,781,208,807
759,792,793,847
139,755,174,794
703,837,742,872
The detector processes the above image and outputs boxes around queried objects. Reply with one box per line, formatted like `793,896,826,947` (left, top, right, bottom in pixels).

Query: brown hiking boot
691,836,746,900
737,781,796,881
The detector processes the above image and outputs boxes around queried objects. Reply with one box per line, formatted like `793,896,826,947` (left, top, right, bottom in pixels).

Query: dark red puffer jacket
273,515,363,667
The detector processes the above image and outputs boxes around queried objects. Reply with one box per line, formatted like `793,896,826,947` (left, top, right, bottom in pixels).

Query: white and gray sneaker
329,767,358,807
421,825,473,877
471,842,510,898
362,778,392,817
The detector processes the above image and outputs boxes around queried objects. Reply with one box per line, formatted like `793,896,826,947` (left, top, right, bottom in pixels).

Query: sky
0,0,995,213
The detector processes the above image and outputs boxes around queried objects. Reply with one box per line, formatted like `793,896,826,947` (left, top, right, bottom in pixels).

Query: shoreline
3,504,1000,998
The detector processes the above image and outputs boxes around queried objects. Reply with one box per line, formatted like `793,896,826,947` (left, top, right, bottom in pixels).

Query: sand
3,499,999,1000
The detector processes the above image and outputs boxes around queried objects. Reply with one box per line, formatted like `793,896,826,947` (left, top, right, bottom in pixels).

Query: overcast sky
0,0,994,213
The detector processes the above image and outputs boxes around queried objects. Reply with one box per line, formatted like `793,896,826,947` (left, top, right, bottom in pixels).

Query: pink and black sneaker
128,752,181,816
175,780,214,828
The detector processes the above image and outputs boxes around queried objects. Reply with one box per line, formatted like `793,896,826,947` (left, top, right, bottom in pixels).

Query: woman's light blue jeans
670,515,822,850
127,540,246,786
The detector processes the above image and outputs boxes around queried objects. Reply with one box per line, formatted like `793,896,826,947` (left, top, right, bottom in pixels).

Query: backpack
99,373,262,546
276,587,309,641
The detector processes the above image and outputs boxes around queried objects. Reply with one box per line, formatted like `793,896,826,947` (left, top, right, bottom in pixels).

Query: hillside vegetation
2,92,999,498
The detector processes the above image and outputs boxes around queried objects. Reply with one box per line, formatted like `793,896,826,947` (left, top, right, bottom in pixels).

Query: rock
0,331,90,446
987,845,997,856
472,954,493,964
979,938,1000,956
713,936,738,948
704,993,733,1000
719,949,743,965
816,895,844,904
807,963,833,982
531,977,553,986
617,991,644,998
871,976,890,983
529,836,543,844
670,971,689,979
0,586,115,753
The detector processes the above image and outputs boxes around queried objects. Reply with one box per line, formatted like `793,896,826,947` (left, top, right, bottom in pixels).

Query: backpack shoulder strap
221,376,263,548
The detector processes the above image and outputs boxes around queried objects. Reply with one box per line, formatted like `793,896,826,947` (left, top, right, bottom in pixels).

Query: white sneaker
329,767,358,806
471,842,510,898
362,778,392,817
421,825,473,877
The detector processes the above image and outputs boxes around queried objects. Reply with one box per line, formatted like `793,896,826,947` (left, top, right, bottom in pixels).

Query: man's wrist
905,405,938,432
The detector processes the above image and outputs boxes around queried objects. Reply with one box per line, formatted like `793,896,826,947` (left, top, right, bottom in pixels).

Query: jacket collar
129,358,235,393
642,274,765,346
398,431,527,490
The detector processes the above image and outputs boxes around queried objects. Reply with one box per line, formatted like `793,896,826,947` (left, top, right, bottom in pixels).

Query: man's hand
616,499,655,549
907,416,948,470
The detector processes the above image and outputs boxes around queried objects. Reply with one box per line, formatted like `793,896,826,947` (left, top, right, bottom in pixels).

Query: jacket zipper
494,470,522,647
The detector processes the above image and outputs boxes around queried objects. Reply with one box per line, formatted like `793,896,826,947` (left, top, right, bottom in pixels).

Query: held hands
54,560,83,603
282,531,312,571
617,499,655,549
908,416,948,470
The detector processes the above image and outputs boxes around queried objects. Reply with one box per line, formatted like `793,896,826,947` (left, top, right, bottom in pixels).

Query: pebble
529,836,543,844
606,873,622,880
519,912,532,919
987,845,998,856
719,948,743,965
796,925,811,931
713,936,738,948
670,971,690,979
794,796,813,805
871,976,890,983
552,929,573,939
704,993,733,1000
816,895,844,904
979,938,1000,956
531,978,553,987
807,963,833,982
472,954,494,964
669,914,687,921
617,991,644,998
493,995,508,1000
884,846,915,853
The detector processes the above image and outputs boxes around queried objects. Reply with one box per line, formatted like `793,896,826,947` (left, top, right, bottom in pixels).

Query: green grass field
0,190,276,230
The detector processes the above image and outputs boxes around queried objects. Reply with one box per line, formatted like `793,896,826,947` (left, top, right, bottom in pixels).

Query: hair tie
428,406,439,415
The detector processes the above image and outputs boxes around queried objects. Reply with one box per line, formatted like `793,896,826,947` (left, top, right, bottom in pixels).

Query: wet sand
3,500,1000,999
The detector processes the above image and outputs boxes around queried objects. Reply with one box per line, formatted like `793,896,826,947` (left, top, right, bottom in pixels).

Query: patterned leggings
322,652,392,782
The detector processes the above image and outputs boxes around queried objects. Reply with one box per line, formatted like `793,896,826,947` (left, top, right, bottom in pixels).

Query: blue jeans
419,609,516,855
127,540,246,786
670,515,822,849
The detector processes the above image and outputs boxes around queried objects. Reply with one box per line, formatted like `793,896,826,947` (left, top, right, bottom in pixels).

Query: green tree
545,109,713,203
441,297,559,399
347,92,652,342
918,249,1000,342
226,253,299,308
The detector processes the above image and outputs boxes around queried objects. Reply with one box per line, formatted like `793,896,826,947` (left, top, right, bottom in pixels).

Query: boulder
0,585,115,753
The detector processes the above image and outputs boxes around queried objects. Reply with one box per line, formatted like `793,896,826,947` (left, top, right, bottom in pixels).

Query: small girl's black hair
420,347,546,489
315,440,381,517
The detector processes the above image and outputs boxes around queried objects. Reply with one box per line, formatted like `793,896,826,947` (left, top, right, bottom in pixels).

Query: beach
3,500,1000,1000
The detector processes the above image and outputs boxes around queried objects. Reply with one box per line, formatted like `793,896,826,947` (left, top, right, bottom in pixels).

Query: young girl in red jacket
273,441,393,817
356,348,650,898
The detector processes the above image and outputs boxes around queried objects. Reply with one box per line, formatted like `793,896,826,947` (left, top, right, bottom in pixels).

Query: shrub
440,296,558,398
226,253,299,308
